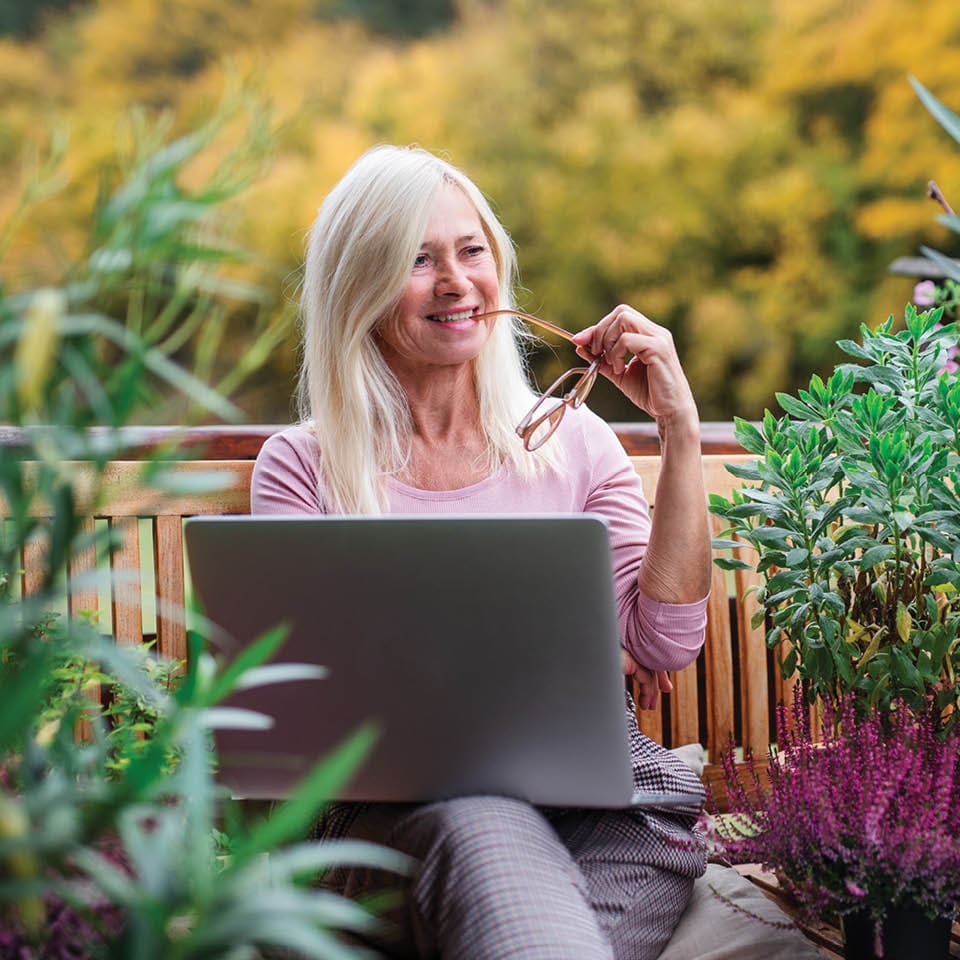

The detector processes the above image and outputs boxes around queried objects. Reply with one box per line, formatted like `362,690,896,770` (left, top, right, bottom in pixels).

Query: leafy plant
16,616,184,779
0,104,406,958
710,304,960,725
710,77,960,728
708,694,960,932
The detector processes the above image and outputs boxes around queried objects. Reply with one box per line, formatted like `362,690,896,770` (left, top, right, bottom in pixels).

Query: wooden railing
0,421,748,459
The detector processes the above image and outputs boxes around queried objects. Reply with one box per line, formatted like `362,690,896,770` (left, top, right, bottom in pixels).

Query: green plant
0,102,406,958
710,77,960,728
710,304,960,725
17,615,184,779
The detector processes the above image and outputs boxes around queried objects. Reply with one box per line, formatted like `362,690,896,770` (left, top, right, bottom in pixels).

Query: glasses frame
475,309,603,451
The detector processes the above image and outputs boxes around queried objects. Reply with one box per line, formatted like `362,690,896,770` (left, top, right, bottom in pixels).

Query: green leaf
860,544,894,569
836,339,872,361
912,75,960,147
750,526,796,546
199,707,274,730
919,245,960,284
204,623,289,706
732,418,766,455
724,461,762,481
233,663,328,691
713,557,753,571
710,537,743,550
774,392,819,421
232,723,378,868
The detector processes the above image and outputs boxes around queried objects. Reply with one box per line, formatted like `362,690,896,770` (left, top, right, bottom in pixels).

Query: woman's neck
401,377,493,489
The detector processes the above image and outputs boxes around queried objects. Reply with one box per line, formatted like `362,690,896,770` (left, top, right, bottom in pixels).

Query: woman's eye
465,245,486,257
413,253,429,268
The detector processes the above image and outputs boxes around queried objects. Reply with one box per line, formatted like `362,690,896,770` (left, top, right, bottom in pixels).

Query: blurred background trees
1,0,959,424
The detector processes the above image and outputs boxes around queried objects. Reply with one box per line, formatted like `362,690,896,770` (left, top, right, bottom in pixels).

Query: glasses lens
569,363,599,408
520,399,566,451
518,367,595,450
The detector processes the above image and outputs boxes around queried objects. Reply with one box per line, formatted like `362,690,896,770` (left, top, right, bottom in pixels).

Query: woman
252,145,712,960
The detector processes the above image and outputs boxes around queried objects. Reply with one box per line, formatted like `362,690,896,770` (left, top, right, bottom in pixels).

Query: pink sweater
251,407,708,672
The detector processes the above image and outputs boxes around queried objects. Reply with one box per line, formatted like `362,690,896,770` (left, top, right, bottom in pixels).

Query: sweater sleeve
250,427,325,515
578,414,707,672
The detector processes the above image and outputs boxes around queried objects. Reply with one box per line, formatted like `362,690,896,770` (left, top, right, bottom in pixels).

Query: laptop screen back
183,514,636,807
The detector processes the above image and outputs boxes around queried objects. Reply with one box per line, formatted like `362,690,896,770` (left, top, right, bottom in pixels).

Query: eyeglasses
475,309,602,451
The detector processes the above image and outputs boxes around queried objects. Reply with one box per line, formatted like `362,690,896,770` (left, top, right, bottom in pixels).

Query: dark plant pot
842,905,952,959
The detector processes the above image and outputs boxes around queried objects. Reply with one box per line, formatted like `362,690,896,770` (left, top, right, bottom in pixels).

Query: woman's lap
319,794,702,960
315,702,706,958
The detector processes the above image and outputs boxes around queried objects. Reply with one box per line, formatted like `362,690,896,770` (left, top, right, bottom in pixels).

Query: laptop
183,514,697,810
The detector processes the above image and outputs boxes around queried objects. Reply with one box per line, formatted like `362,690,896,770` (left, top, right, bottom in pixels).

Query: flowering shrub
708,695,960,925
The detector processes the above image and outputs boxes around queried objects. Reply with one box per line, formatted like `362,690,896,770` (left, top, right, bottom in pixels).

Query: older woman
252,145,712,960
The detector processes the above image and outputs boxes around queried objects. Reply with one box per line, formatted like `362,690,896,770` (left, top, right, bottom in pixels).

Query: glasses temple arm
474,309,578,345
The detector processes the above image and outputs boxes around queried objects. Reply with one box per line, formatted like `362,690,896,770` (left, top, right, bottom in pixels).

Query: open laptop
183,514,697,810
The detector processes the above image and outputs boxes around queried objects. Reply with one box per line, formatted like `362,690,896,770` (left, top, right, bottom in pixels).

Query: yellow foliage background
3,0,960,423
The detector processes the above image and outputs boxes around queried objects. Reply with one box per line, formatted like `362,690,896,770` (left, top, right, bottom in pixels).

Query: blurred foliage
0,0,78,37
1,79,292,424
0,115,406,956
1,0,960,423
318,0,456,37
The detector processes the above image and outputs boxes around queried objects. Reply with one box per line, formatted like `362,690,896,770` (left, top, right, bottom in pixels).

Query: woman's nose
435,257,470,296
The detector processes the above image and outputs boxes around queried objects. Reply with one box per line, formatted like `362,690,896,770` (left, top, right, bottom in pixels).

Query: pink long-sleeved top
250,406,708,673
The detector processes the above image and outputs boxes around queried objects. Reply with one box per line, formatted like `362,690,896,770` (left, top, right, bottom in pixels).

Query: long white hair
297,144,561,514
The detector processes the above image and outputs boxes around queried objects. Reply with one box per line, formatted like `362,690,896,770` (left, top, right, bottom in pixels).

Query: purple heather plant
708,694,960,927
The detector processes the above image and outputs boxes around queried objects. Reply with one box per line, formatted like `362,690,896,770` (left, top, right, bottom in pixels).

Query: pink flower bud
914,280,937,306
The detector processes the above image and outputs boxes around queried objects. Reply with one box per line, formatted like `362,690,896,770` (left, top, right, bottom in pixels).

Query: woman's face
377,183,500,376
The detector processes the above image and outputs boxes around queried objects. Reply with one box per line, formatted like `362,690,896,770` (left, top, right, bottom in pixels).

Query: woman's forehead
418,184,484,245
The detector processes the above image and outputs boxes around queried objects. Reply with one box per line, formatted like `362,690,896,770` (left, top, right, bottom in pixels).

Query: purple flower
914,280,937,306
708,695,960,924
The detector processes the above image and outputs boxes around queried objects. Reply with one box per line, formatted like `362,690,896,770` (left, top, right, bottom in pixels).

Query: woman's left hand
622,648,673,711
572,305,697,429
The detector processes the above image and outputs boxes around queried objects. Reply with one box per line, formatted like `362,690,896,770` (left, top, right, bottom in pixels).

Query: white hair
297,144,562,514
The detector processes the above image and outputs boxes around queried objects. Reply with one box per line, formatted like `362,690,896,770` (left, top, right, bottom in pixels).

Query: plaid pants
320,693,706,960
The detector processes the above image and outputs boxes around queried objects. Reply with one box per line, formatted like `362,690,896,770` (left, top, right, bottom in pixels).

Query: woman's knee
400,795,558,865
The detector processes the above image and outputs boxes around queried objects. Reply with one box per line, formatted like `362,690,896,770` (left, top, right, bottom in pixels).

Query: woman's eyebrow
419,233,483,249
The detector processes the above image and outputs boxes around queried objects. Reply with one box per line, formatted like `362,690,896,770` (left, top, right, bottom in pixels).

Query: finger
657,670,673,694
637,679,659,712
571,324,598,346
597,311,664,375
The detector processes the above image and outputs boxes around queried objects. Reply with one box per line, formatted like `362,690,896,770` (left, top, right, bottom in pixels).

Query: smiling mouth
426,309,477,323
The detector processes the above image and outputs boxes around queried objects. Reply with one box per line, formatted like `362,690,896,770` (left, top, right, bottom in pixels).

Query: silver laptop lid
184,514,640,807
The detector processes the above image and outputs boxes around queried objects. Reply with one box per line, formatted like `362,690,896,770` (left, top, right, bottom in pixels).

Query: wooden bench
13,448,780,786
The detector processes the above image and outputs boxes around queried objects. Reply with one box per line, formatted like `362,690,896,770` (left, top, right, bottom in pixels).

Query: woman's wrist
656,407,701,447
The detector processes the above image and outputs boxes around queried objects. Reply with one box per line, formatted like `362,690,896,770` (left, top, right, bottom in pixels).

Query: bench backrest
13,453,783,776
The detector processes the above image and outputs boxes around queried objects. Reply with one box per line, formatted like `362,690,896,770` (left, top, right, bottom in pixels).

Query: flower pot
842,905,952,959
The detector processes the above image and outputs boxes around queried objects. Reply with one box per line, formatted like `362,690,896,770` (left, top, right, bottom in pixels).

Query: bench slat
110,516,143,646
735,545,769,756
22,526,47,597
704,513,736,761
154,515,187,664
670,661,699,747
68,517,100,624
